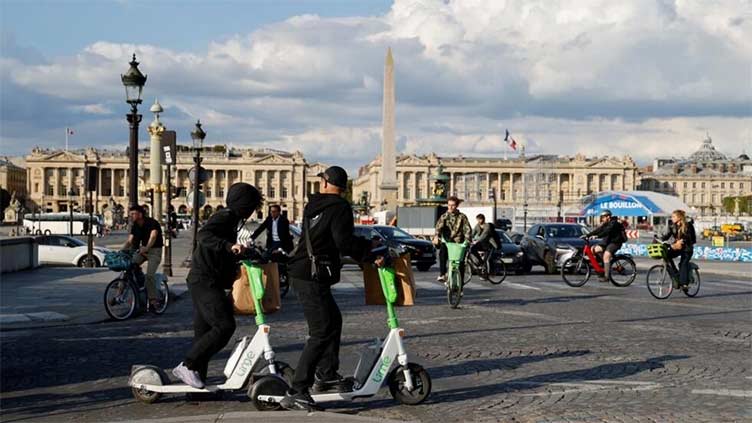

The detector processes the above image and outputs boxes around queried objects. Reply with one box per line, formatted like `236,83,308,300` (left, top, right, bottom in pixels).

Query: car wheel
520,257,533,273
77,256,101,267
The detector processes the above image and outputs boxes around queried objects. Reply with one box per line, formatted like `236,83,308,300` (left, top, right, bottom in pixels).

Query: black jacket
587,217,626,245
473,222,500,249
288,193,371,283
188,183,260,288
251,214,294,253
660,220,696,250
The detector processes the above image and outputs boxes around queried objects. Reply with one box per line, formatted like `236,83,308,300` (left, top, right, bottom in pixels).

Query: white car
35,235,110,267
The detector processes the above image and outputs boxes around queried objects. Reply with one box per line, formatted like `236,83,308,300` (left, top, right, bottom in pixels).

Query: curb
103,411,408,423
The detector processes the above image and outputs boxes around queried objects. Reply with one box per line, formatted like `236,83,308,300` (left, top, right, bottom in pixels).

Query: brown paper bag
231,262,281,315
363,253,416,306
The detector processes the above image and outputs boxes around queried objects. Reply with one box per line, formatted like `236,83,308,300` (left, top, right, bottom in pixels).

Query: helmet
600,209,613,218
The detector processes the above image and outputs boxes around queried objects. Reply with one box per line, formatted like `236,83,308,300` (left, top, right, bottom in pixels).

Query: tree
722,195,752,215
344,179,353,203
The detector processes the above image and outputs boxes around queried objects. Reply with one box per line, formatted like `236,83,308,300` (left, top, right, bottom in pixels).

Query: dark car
494,230,527,274
353,225,436,271
519,223,589,273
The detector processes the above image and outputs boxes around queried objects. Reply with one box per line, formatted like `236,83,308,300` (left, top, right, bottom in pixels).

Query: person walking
121,205,163,311
433,196,472,283
280,166,382,411
172,183,263,389
251,204,294,253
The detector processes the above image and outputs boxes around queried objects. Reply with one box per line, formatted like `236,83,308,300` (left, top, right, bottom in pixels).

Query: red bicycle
560,238,636,287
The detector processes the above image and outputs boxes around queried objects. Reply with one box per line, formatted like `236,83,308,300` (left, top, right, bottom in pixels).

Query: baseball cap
318,166,348,189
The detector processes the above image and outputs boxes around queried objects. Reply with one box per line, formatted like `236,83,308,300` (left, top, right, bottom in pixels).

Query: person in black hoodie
172,182,262,389
586,209,627,282
281,166,382,411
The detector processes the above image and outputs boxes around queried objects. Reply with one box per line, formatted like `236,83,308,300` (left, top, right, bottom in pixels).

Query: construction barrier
618,243,752,262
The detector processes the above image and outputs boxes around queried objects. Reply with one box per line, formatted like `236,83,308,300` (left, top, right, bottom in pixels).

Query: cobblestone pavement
2,260,750,422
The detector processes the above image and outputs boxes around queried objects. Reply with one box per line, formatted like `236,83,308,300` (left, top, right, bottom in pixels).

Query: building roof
688,135,727,162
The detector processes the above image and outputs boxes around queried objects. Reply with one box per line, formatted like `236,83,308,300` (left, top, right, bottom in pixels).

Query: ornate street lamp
68,187,76,235
121,53,147,209
191,120,206,254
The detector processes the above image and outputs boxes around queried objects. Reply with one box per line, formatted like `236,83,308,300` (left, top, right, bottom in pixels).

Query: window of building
701,182,706,188
118,186,125,197
730,182,734,189
721,182,725,189
218,188,225,198
34,183,39,193
692,182,696,189
268,186,275,198
741,183,745,190
700,194,705,203
672,182,676,189
205,188,212,198
281,186,288,199
683,182,687,188
47,185,54,196
60,169,67,177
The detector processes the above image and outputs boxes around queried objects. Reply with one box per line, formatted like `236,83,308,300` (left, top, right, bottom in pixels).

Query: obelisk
379,48,398,211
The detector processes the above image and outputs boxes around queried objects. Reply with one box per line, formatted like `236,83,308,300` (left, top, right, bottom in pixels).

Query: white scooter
252,244,432,409
128,248,292,409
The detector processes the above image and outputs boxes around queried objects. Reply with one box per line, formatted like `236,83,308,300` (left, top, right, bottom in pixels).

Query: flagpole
65,127,69,151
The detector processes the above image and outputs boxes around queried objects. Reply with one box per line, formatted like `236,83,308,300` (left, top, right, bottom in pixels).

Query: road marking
692,389,752,398
502,282,541,291
404,315,483,325
513,380,662,396
0,311,69,324
0,314,32,324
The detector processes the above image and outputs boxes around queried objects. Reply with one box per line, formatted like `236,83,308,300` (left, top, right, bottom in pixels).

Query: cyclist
658,209,696,288
433,196,472,283
121,205,163,311
585,209,626,282
469,213,501,278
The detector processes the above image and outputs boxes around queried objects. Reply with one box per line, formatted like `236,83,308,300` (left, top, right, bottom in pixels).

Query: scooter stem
242,261,266,326
378,267,399,329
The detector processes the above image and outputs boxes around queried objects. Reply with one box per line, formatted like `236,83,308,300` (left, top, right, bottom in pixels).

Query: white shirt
271,217,280,242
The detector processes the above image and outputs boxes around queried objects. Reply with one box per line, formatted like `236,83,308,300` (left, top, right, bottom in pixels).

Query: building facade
353,152,639,213
638,136,752,216
1,157,27,200
24,146,327,223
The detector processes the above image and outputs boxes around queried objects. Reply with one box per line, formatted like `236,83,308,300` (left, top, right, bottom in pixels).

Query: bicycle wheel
462,258,473,287
152,279,169,314
646,264,672,299
104,278,138,320
561,257,590,287
447,269,462,309
486,256,506,285
682,267,701,297
609,256,637,287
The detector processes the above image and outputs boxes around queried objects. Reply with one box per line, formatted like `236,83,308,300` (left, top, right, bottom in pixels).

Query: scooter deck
131,382,226,394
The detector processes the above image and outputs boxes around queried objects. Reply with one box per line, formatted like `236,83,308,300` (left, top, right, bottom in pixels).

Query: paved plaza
1,235,751,422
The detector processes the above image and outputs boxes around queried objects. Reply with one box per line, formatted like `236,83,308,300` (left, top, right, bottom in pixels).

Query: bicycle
443,239,468,309
645,242,700,299
560,238,637,288
103,250,169,320
463,245,507,285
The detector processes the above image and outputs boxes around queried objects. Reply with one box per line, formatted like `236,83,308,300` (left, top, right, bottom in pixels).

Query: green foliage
722,195,752,214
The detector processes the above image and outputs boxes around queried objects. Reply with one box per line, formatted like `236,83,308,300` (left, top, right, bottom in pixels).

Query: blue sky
1,0,750,170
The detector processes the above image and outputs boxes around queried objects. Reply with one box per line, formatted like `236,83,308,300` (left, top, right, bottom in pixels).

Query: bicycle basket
445,242,468,261
646,243,665,260
105,251,132,271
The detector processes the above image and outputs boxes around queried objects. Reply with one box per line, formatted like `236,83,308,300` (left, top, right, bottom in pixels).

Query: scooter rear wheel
388,363,431,405
249,375,289,411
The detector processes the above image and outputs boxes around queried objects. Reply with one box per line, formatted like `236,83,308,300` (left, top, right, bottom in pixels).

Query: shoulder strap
303,216,318,278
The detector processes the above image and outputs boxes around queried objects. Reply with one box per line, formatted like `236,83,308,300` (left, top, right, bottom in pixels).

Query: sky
1,0,750,173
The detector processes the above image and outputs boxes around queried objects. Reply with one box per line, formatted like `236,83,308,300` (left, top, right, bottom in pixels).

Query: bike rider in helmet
585,210,627,282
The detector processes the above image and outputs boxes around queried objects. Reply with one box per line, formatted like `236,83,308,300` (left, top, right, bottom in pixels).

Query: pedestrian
433,196,472,283
121,205,163,311
280,166,383,411
172,182,263,390
251,204,294,253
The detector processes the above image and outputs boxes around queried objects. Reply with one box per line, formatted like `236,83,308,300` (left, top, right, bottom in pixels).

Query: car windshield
376,226,413,240
62,237,86,247
498,232,513,244
545,225,587,238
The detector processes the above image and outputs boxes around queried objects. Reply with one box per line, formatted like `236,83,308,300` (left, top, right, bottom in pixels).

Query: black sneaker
312,373,354,393
280,390,323,412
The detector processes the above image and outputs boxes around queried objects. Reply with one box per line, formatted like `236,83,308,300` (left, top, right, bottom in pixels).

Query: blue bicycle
103,250,169,320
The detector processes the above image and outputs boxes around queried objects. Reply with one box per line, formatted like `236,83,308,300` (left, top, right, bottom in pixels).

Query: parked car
494,230,527,274
35,235,110,267
348,225,437,271
506,231,525,245
494,218,513,231
519,223,590,273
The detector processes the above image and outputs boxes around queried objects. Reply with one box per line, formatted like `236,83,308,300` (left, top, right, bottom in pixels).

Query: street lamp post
121,54,147,209
523,202,529,232
190,120,206,255
68,188,76,235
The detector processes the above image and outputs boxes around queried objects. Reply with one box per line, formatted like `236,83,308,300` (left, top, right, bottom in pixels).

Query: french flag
504,129,517,151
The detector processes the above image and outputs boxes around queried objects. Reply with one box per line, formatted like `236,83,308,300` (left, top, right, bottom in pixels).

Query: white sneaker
437,274,447,282
172,362,205,389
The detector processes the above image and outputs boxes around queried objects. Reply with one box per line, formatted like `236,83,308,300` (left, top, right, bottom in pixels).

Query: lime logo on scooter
236,350,256,377
372,356,392,383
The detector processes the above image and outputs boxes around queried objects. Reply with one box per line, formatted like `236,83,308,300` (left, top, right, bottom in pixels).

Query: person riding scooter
172,182,263,390
585,209,627,282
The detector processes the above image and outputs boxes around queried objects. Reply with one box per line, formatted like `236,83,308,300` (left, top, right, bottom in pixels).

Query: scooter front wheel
388,363,431,405
130,367,166,404
249,375,289,411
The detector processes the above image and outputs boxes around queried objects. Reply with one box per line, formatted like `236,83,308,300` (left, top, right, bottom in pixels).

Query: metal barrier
618,243,752,262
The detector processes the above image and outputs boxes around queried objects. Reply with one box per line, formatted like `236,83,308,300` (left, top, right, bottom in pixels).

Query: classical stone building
638,136,752,216
24,146,327,222
1,157,27,200
353,152,639,213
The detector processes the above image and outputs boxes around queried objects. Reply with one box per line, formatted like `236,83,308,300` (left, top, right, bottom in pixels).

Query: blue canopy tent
581,191,694,218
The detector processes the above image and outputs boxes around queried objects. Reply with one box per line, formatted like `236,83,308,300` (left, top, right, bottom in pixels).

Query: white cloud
2,0,750,168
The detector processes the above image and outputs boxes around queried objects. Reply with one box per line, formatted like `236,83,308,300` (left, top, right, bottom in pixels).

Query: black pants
439,243,466,277
667,247,694,284
184,275,237,381
291,278,342,393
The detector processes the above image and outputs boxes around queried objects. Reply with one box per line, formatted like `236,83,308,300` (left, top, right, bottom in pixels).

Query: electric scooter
128,247,293,409
251,243,432,409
